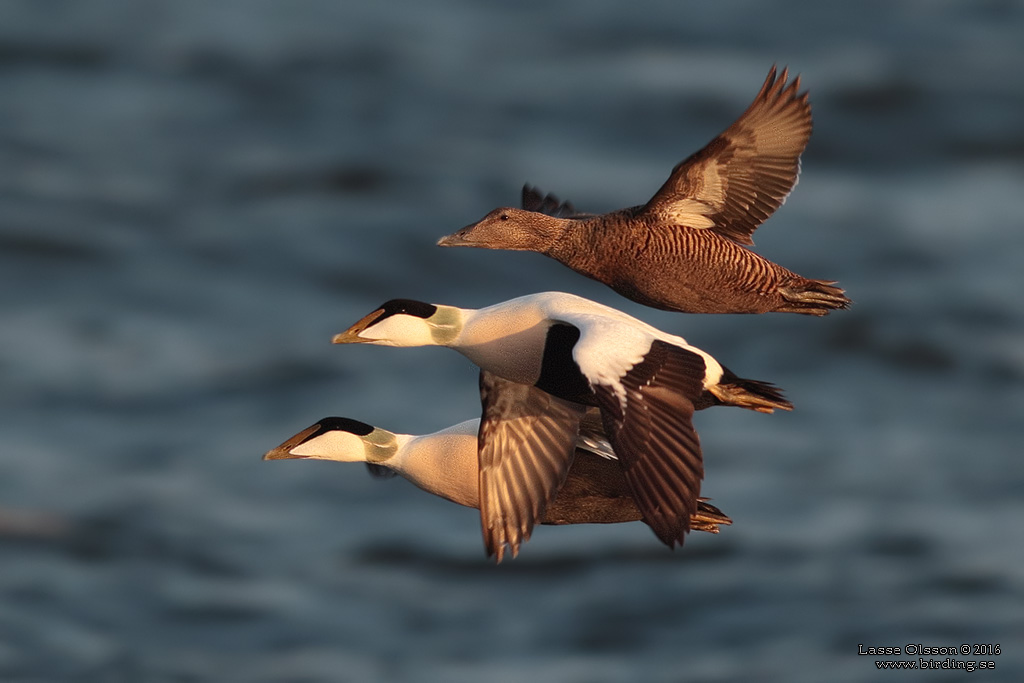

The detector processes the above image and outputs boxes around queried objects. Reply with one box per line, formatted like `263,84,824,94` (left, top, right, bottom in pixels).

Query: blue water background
1,1,1022,681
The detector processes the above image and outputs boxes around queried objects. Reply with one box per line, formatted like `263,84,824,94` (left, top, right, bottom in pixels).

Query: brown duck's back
547,212,812,314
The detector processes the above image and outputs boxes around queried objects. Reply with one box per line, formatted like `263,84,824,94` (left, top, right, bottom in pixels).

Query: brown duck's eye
499,213,509,220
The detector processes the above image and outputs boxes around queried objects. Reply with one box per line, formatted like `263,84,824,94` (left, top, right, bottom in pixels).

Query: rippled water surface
2,1,1023,681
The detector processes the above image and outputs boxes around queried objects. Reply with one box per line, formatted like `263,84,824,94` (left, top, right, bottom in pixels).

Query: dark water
2,1,1022,681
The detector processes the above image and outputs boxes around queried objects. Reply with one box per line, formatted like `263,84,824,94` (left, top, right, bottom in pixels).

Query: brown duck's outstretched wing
477,370,586,562
591,341,706,548
641,66,812,246
521,184,594,219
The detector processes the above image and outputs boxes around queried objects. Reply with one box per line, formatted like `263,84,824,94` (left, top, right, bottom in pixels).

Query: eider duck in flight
263,407,733,552
332,292,791,560
437,66,850,316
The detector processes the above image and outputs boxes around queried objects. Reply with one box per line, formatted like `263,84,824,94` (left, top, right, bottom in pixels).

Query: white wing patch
569,315,650,411
512,290,724,397
658,199,717,229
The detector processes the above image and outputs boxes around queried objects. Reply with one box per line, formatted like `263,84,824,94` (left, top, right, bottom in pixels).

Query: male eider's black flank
438,66,851,316
536,323,591,403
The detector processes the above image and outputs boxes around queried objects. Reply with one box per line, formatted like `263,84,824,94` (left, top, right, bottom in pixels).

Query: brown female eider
438,66,850,316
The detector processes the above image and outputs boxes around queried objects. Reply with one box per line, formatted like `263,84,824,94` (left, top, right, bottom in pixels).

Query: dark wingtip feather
522,183,579,218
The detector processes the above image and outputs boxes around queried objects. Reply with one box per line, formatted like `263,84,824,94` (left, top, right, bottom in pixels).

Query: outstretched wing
521,184,593,219
641,66,812,246
590,341,706,548
477,370,587,562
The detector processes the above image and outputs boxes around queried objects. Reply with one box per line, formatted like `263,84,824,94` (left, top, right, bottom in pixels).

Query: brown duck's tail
710,367,794,414
692,498,732,533
778,278,851,316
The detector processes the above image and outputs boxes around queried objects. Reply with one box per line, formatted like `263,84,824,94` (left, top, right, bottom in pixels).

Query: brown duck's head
437,207,568,253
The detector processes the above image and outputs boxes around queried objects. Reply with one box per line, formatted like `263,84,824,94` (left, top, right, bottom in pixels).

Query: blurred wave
2,1,1022,681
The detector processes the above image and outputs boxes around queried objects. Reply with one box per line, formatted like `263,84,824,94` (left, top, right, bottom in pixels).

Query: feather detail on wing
477,370,587,562
591,341,707,547
642,66,812,245
575,408,617,460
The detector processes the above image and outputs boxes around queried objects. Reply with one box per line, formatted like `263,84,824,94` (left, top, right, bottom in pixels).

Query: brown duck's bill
331,308,385,344
435,224,476,247
263,424,321,460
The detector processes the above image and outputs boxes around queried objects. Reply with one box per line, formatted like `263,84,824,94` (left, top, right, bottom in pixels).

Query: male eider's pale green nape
262,417,399,464
360,426,401,463
426,305,462,345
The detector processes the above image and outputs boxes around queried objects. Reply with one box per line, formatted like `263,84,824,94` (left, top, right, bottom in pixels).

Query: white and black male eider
331,291,791,559
437,66,850,316
263,406,732,550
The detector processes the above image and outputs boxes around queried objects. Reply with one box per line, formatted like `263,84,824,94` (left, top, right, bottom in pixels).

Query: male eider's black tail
710,367,794,414
692,498,733,533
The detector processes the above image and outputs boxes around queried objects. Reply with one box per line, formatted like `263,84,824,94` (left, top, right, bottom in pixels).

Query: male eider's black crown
378,299,437,320
318,417,375,436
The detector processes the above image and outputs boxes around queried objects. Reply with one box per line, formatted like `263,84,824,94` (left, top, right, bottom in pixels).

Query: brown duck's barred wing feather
592,341,706,548
642,65,812,246
477,370,587,562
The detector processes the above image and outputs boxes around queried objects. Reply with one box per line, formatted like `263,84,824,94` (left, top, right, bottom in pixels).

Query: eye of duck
499,213,509,220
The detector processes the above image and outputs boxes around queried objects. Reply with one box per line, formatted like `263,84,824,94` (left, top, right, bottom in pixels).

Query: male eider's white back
452,298,552,385
501,291,727,390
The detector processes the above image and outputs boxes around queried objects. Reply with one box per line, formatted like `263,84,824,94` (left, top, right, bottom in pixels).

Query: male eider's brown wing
641,66,812,246
477,370,587,562
591,341,706,548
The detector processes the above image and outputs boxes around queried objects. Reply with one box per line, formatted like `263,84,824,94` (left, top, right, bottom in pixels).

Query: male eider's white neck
451,298,553,385
388,420,480,508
